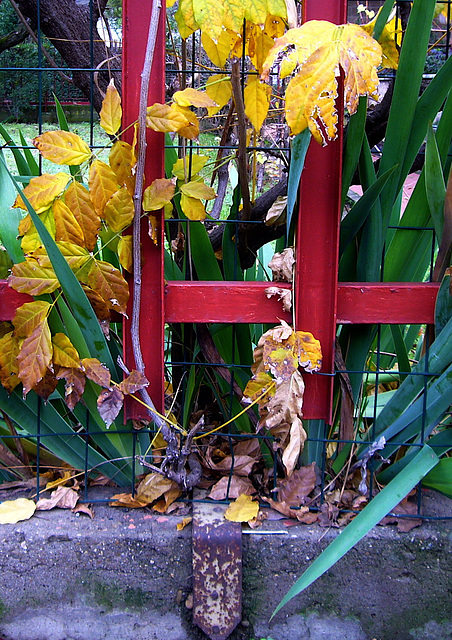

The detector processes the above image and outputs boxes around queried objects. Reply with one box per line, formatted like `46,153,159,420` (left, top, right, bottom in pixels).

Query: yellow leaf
52,333,80,368
294,330,322,372
175,0,199,39
173,87,217,108
244,78,271,131
172,154,208,180
206,75,232,116
17,319,52,394
224,494,259,522
64,182,100,252
20,207,56,254
0,331,21,393
103,185,135,233
13,172,71,213
180,180,217,200
172,105,200,140
45,470,74,491
361,15,400,69
279,50,298,79
202,31,239,68
242,371,275,405
176,516,192,531
264,14,286,39
180,193,206,220
109,141,136,195
89,159,120,218
264,22,382,143
167,0,177,7
53,198,85,246
8,260,60,295
136,472,178,503
34,242,91,276
99,78,122,135
0,498,36,524
87,259,129,314
117,235,133,272
248,27,275,74
12,300,51,338
33,131,91,165
143,178,176,211
146,103,190,133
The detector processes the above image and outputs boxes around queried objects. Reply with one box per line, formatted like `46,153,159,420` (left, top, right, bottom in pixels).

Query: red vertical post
122,0,166,417
295,0,346,422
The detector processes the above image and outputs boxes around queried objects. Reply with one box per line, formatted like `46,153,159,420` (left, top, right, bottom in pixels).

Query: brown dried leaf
36,486,79,511
97,386,124,427
87,259,129,314
176,516,192,531
265,286,292,312
136,472,179,504
56,367,86,411
268,248,294,282
81,358,111,387
208,454,256,477
109,493,150,508
260,370,305,430
208,475,256,501
282,416,307,477
72,503,94,519
117,370,149,395
82,286,111,322
17,320,52,394
33,368,59,400
278,463,317,506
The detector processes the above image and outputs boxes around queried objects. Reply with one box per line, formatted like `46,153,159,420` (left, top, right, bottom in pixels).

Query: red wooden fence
0,0,441,426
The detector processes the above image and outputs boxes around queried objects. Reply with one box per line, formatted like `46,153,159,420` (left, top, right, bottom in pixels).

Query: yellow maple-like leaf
294,330,322,372
103,185,135,233
0,331,21,393
8,260,60,295
64,182,100,252
87,259,129,314
33,131,91,165
180,193,206,220
143,178,176,212
172,154,208,180
89,159,120,218
146,103,190,133
99,78,122,136
172,105,200,140
224,494,259,522
52,333,81,368
206,75,232,116
173,87,217,108
180,180,217,200
53,198,85,246
361,14,400,69
13,172,71,213
17,319,52,394
12,300,51,338
109,141,136,195
175,0,200,39
0,498,36,524
244,78,271,131
117,235,133,272
202,31,239,68
263,21,382,143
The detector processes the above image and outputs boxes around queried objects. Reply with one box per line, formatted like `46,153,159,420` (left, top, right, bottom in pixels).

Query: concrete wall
0,488,451,640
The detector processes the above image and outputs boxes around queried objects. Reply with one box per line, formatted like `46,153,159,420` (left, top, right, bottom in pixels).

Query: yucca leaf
0,152,24,263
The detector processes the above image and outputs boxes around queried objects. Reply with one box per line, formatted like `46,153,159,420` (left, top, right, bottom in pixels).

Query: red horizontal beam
164,281,440,325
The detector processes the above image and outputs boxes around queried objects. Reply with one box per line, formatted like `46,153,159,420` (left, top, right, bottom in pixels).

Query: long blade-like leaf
287,129,310,236
272,445,438,617
0,152,24,263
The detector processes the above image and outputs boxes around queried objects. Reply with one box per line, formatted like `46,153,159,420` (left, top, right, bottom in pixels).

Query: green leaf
272,445,438,617
425,123,446,241
18,130,40,177
435,274,452,336
0,123,31,178
341,96,367,208
422,457,452,498
0,153,24,263
287,129,311,237
372,0,396,41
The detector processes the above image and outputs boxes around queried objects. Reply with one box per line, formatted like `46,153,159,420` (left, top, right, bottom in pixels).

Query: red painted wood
294,0,347,422
0,281,33,321
122,0,166,418
164,281,440,326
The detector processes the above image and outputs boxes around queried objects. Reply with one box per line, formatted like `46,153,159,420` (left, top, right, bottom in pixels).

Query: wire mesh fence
0,0,450,527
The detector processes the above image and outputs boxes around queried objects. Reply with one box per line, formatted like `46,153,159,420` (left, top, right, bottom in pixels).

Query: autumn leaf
45,470,74,491
55,366,86,410
172,154,208,180
136,472,178,504
282,416,307,476
206,75,233,116
13,172,71,213
202,31,239,67
143,178,176,212
242,371,275,405
33,131,91,165
146,103,189,133
12,300,51,338
103,185,134,233
247,25,275,74
110,493,150,508
81,357,111,387
265,286,292,312
0,331,21,393
209,476,256,501
97,386,124,427
259,370,305,429
36,486,79,511
52,333,80,369
172,105,200,140
268,248,294,281
244,78,271,132
64,181,100,252
262,21,382,143
0,498,36,524
53,198,85,246
265,196,287,226
175,0,200,39
8,260,60,295
33,369,59,401
173,87,217,108
176,516,192,531
82,285,111,323
109,141,136,195
264,14,286,39
117,235,133,272
86,259,129,314
17,319,53,394
88,159,120,218
117,370,149,395
180,180,217,200
20,208,56,254
224,494,259,522
180,193,206,221
99,78,122,135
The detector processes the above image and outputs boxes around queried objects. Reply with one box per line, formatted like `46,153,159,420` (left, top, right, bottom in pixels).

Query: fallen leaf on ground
109,493,149,508
224,494,259,522
72,503,94,519
45,470,74,491
208,475,255,501
176,516,192,531
278,463,317,506
36,486,79,511
137,472,180,504
0,498,36,524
